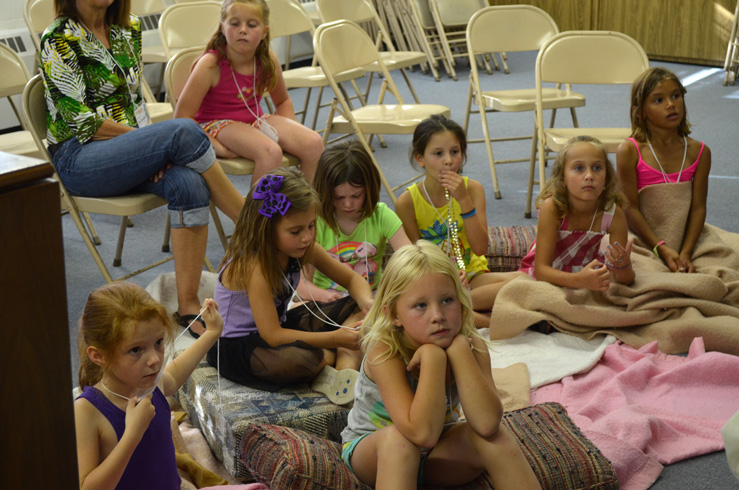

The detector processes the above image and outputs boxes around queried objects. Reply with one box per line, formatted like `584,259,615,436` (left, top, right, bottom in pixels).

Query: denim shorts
53,119,216,228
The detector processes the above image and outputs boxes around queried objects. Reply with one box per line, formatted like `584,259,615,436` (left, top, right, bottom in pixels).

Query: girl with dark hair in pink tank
616,67,712,273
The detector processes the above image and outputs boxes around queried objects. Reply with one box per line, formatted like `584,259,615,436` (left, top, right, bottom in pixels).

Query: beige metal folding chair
315,0,429,104
131,0,169,97
0,43,43,160
464,5,585,200
313,20,450,204
158,1,221,59
22,74,179,282
23,0,54,75
427,0,491,81
165,47,300,248
529,30,650,217
267,0,363,131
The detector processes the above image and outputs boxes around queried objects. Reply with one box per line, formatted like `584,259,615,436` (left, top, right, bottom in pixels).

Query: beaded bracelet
460,208,477,219
653,240,666,257
605,261,632,270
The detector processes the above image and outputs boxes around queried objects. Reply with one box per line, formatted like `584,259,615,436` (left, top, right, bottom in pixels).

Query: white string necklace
100,380,130,402
284,259,360,330
230,58,279,142
420,179,466,271
230,58,263,121
647,136,688,184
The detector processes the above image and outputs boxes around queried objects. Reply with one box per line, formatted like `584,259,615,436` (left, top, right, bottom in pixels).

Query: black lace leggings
206,296,359,391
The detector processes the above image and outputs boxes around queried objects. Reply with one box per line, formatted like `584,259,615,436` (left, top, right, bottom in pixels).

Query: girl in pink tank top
174,0,323,184
616,67,712,273
521,135,634,290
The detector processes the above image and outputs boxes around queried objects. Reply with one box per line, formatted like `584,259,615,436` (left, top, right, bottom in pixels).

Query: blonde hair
220,167,318,295
629,67,691,142
78,282,173,388
537,135,625,218
314,140,381,234
205,0,276,94
360,240,486,364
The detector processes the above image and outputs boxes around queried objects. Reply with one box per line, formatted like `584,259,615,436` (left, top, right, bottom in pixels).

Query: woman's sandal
174,313,207,339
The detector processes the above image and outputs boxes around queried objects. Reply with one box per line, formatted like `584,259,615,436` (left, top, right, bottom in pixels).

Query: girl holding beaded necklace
396,115,521,327
206,168,374,404
175,0,323,183
616,67,711,273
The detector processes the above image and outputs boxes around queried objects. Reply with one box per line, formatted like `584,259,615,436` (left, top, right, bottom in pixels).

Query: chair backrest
24,0,55,54
314,20,403,102
158,1,221,56
0,44,31,99
164,47,203,108
537,31,650,86
433,0,486,27
316,0,396,52
316,0,374,24
467,5,559,55
22,75,52,162
410,0,434,29
267,0,316,40
314,20,381,77
130,0,167,16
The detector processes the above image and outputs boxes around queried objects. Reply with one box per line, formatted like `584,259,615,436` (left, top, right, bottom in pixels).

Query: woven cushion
178,360,350,480
242,402,618,489
486,225,537,272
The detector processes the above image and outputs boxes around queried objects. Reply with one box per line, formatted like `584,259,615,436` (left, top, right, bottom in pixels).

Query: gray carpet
61,52,739,488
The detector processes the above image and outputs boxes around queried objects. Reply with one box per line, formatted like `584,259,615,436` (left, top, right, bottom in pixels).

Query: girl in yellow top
396,115,522,327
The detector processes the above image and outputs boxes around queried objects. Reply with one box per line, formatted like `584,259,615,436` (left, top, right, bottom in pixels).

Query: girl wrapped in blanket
616,67,711,273
519,135,635,290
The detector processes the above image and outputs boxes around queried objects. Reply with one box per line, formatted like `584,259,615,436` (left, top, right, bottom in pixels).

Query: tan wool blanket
490,182,739,355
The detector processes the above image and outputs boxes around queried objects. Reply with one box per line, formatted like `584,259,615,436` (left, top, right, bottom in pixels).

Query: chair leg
311,86,326,131
82,211,102,245
162,214,171,253
210,202,229,251
526,123,539,219
570,107,579,127
478,98,501,200
69,206,115,283
399,68,421,103
113,216,129,267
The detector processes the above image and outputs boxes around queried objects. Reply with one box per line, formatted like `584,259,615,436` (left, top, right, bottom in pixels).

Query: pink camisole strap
630,137,704,190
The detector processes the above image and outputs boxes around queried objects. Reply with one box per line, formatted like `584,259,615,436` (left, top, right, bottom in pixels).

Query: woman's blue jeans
53,119,216,228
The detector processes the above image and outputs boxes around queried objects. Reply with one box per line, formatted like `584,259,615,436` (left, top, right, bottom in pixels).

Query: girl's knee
379,425,421,459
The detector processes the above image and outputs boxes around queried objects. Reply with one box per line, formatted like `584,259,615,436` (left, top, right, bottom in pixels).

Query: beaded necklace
421,180,466,272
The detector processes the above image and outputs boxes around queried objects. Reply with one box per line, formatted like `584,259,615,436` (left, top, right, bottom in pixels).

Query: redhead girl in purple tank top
616,67,712,273
520,136,635,290
175,0,323,184
74,282,223,490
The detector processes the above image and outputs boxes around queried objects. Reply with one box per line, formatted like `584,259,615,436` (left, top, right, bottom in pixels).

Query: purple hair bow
253,174,291,218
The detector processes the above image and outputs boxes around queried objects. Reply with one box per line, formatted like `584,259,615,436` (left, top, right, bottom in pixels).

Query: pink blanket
530,337,739,490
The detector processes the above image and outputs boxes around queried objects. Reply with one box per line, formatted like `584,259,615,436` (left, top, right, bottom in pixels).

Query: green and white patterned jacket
39,14,145,145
